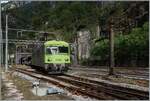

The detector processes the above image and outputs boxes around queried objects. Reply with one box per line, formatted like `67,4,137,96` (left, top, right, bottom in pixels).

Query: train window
46,47,59,54
46,47,68,54
51,47,58,54
59,47,68,53
46,48,52,54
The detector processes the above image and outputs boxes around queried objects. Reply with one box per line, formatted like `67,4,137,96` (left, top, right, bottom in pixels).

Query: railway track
70,67,149,80
90,72,149,80
72,65,149,71
15,68,108,100
115,72,149,80
55,74,149,100
15,68,149,100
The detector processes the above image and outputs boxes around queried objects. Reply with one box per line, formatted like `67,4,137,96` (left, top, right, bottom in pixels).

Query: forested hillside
2,1,149,67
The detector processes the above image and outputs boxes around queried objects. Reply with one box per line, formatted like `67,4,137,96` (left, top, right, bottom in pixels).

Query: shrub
90,22,149,67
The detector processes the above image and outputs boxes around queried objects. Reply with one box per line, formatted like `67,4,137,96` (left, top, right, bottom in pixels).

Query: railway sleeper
51,76,128,99
15,69,149,100
15,69,107,100
64,74,149,99
54,75,148,100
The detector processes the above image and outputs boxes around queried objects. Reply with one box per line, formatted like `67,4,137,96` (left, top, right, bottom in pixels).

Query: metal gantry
1,39,44,44
1,39,44,66
1,39,44,65
1,13,58,72
8,27,57,34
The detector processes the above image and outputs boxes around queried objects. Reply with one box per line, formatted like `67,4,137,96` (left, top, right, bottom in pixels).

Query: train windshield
58,46,68,53
46,46,68,54
46,47,58,54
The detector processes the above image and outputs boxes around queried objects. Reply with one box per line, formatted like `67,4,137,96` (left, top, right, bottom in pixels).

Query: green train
31,40,70,74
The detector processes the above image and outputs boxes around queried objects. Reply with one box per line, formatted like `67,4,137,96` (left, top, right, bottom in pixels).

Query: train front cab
44,41,70,74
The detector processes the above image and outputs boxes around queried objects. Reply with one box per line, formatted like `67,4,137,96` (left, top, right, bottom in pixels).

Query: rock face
77,30,91,61
1,1,30,11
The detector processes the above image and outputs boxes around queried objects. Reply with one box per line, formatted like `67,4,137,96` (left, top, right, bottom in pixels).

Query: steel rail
70,67,149,80
15,68,108,100
51,76,132,100
51,75,149,100
15,68,149,100
63,74,149,99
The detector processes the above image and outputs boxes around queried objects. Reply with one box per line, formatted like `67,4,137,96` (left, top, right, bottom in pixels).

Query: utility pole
109,19,114,75
5,15,8,72
0,2,2,69
15,45,18,64
44,32,48,41
1,31,3,66
0,2,2,99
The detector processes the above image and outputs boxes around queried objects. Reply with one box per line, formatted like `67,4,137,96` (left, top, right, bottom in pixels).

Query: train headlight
47,59,51,62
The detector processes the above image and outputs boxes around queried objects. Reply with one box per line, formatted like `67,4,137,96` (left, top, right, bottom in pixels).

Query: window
51,47,58,54
46,47,52,54
46,46,68,54
46,47,58,54
59,47,68,53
